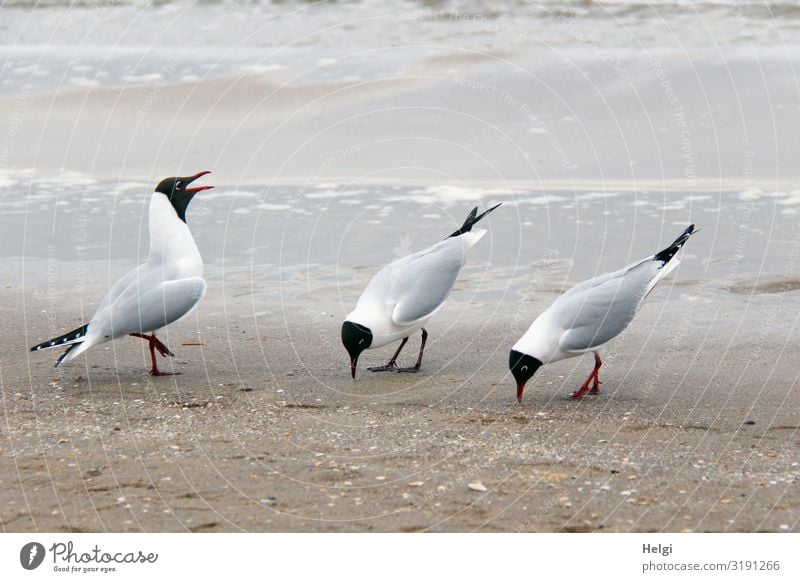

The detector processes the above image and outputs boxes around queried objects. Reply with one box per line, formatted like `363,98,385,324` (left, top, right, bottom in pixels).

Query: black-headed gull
510,224,697,401
342,204,501,378
30,172,213,375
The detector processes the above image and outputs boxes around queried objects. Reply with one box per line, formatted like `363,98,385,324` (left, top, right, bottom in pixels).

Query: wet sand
2,249,798,532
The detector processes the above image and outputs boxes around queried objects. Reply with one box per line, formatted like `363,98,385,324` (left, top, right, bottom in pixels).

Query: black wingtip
54,344,80,368
447,202,502,238
30,324,88,352
654,224,696,264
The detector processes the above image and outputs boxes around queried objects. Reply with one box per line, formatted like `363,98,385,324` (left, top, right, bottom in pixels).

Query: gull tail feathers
447,203,502,238
55,337,94,368
55,344,80,368
30,324,88,352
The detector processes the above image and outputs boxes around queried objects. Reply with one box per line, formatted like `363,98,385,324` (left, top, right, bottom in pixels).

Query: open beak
350,357,358,380
186,170,214,194
516,382,526,403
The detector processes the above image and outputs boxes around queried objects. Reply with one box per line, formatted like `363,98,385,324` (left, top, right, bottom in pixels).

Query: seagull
342,203,501,379
510,224,697,401
29,171,213,375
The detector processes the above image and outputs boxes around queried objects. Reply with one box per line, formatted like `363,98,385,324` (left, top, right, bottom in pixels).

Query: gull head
155,171,214,222
509,349,542,402
341,321,373,379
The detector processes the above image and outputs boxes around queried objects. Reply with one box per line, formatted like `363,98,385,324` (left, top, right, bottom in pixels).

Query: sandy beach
3,276,799,533
1,1,799,533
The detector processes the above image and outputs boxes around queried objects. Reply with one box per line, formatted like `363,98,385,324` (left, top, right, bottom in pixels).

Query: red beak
516,382,526,403
186,170,213,194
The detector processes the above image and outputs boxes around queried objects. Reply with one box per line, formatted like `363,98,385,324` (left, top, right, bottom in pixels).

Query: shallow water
3,177,800,311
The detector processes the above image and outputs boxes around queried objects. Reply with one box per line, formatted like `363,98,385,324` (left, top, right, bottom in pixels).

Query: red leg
589,353,602,394
130,332,174,357
571,352,602,400
131,333,178,376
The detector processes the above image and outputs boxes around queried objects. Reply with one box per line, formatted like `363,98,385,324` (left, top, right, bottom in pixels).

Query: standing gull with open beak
30,171,213,375
510,225,697,401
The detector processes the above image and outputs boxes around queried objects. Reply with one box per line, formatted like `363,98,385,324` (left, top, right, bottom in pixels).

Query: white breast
147,192,203,279
512,308,568,364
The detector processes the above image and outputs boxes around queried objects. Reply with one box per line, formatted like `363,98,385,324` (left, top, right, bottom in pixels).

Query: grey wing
94,265,142,314
91,277,206,337
557,260,659,352
559,257,649,299
136,277,207,332
390,239,466,325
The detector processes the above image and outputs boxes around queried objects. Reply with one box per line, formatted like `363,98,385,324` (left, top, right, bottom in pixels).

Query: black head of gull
155,171,214,223
509,349,542,402
341,321,373,379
